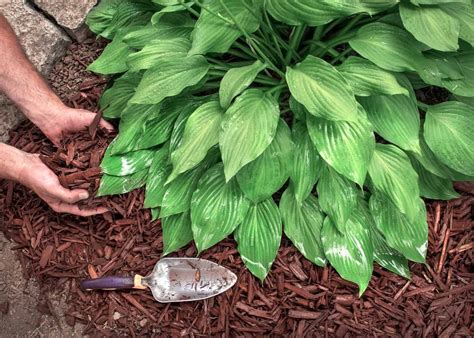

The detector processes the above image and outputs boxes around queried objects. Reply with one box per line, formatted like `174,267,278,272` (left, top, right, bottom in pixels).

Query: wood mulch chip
0,40,473,337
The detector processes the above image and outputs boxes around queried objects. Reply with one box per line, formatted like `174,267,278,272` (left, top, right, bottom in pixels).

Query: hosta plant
87,0,474,294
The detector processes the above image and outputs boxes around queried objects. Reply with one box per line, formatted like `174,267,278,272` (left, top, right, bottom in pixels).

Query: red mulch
0,40,473,337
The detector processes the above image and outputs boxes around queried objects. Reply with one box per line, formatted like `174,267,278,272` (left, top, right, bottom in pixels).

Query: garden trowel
80,258,237,303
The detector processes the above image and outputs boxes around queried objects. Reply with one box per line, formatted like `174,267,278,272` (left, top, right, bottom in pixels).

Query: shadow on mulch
0,39,473,337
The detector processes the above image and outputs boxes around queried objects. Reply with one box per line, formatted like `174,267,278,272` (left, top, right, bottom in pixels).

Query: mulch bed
0,39,473,337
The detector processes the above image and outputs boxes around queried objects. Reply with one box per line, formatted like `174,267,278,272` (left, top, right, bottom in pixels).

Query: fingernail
79,192,89,200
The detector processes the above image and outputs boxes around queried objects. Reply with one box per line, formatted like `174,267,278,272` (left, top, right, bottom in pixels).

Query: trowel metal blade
143,258,237,303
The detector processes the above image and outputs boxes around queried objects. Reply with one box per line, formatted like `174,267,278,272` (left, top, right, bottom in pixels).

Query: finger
51,203,108,217
99,118,115,133
52,186,90,204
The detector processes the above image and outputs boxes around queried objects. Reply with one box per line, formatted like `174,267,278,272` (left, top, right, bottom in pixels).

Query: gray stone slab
33,0,98,42
0,0,70,142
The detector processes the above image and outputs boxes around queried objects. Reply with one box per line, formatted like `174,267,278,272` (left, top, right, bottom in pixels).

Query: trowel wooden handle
81,275,146,291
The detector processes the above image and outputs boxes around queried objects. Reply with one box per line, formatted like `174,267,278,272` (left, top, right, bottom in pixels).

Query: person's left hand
34,105,114,146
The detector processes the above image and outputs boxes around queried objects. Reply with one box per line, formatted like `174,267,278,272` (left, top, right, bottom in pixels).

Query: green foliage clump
87,0,474,294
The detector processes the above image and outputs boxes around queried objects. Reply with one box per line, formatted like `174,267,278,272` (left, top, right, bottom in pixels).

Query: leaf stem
417,101,430,111
330,47,353,65
285,25,306,65
177,0,200,17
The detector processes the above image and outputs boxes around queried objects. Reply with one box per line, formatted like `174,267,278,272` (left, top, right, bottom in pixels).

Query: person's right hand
18,153,108,217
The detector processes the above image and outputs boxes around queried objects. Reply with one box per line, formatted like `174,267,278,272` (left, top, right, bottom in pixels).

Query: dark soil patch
0,40,473,337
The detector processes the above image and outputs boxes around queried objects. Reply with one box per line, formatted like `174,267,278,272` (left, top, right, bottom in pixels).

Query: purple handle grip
80,276,135,290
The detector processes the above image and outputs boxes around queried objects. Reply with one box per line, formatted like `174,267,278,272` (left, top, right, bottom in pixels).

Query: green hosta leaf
289,96,306,121
350,22,425,72
237,120,294,203
358,91,421,154
368,144,420,222
97,170,148,197
168,101,224,182
88,32,130,74
307,109,375,186
110,104,159,155
100,72,142,119
100,146,154,176
287,56,358,122
219,89,280,181
369,221,411,279
189,0,261,55
454,95,474,107
160,162,207,218
266,0,364,26
144,144,172,209
150,11,194,38
411,0,471,4
424,101,474,176
280,188,326,266
412,130,474,181
131,55,209,104
360,0,399,13
235,199,282,281
122,24,159,49
139,98,194,150
321,210,373,296
290,121,323,204
219,60,266,109
191,163,250,252
317,166,359,233
370,194,427,263
411,158,460,200
441,3,474,47
151,208,159,221
162,211,193,255
127,38,191,72
338,57,409,97
86,0,122,36
400,3,460,52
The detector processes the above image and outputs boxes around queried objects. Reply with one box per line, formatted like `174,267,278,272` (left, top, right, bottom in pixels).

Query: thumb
53,186,90,204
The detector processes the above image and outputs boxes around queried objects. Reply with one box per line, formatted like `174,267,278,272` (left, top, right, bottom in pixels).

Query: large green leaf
144,144,172,209
290,121,323,204
162,211,194,255
131,55,209,104
122,24,160,49
441,2,474,47
97,169,148,197
350,22,425,72
168,101,224,182
370,194,427,263
368,144,420,222
410,158,460,200
317,166,359,233
287,56,358,122
127,38,191,72
280,188,326,266
219,60,266,109
100,146,155,176
424,101,474,176
139,98,195,150
160,162,207,218
400,2,460,52
109,104,159,155
368,218,411,279
338,57,409,97
358,90,421,154
307,109,375,186
191,163,250,252
86,0,122,36
412,130,474,181
219,89,280,181
266,0,368,26
235,199,282,281
236,120,294,203
189,0,261,55
150,11,194,39
88,31,130,74
100,72,142,119
321,210,373,296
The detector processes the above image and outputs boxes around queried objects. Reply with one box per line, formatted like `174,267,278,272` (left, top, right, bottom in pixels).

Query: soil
0,39,473,336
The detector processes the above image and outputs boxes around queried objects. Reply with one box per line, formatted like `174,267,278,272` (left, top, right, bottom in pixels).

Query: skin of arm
0,14,113,216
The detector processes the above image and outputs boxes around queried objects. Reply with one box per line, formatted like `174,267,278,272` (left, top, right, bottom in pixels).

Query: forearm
0,14,64,127
0,142,28,182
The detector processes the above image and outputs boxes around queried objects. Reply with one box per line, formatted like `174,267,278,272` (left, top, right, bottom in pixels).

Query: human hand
33,104,114,146
18,152,108,217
